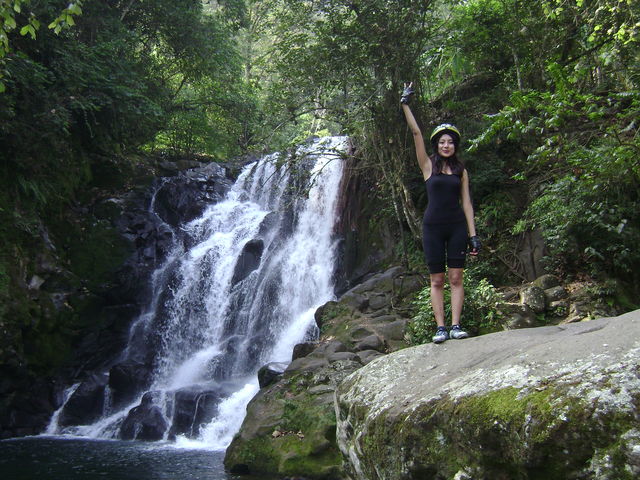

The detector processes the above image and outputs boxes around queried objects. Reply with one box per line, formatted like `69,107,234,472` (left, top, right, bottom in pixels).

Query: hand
469,235,481,256
400,82,414,104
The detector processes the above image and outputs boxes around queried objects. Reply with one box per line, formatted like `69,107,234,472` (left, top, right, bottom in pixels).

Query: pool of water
0,436,268,480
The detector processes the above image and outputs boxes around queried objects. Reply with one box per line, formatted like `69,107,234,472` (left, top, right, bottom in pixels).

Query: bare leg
449,268,464,325
430,273,446,327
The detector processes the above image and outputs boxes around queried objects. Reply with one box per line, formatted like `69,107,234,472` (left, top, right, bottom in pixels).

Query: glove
400,83,414,104
469,235,481,255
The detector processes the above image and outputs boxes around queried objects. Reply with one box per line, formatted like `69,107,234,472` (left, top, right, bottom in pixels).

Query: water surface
0,437,270,480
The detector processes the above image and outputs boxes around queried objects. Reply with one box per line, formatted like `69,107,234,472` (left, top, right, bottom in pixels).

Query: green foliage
474,85,640,282
407,268,504,344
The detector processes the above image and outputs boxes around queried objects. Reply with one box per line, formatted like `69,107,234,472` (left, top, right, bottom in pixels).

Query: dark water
0,437,270,480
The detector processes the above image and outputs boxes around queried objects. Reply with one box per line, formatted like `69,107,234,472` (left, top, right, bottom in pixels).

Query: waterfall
46,136,347,448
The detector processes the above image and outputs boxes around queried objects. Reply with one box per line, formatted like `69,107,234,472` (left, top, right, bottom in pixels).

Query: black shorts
422,220,467,274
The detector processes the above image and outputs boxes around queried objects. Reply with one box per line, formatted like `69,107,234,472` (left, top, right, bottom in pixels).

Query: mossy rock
225,378,344,479
336,311,640,480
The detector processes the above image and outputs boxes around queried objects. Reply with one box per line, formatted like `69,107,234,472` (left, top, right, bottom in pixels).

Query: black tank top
423,173,466,224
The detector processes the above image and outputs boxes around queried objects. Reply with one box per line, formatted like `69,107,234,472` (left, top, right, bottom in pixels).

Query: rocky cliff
0,157,234,438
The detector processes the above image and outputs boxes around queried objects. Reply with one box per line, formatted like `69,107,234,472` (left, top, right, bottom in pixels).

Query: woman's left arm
461,169,478,240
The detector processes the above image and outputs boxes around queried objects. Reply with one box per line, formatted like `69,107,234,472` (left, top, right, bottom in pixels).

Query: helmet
430,123,461,144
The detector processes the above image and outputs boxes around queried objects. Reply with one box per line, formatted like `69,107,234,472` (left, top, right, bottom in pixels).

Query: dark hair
431,152,465,176
430,130,465,176
430,128,464,175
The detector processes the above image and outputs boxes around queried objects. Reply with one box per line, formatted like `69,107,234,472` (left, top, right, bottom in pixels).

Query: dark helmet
430,123,461,147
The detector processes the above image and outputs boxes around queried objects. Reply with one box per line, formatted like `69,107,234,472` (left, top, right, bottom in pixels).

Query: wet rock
154,163,232,227
374,319,409,341
231,239,264,285
58,373,109,427
341,292,369,311
167,388,222,438
120,392,168,441
314,340,348,357
108,361,153,410
258,362,288,389
366,293,389,311
285,356,329,375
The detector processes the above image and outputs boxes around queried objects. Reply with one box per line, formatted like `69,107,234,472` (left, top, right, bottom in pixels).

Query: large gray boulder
336,310,640,480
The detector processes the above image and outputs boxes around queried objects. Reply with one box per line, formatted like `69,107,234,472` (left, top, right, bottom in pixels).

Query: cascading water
47,137,347,449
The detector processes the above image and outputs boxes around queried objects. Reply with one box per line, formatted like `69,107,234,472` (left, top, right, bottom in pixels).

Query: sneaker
432,327,449,344
450,325,469,339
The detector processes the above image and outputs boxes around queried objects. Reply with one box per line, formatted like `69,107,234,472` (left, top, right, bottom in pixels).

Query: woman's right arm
401,98,431,180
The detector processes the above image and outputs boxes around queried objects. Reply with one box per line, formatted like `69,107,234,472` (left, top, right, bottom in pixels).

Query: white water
47,137,347,449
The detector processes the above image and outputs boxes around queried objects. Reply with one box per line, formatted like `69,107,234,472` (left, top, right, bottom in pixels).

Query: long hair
430,152,465,176
430,130,465,175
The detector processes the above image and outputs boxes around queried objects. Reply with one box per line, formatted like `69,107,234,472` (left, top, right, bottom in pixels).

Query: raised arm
400,83,431,180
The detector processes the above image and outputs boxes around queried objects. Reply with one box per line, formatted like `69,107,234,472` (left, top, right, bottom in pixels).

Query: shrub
407,268,504,344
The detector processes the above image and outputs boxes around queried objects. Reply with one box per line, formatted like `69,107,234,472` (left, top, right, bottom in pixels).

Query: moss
226,430,343,479
454,387,555,438
225,436,280,474
54,218,132,291
281,396,336,435
226,385,343,479
351,385,629,479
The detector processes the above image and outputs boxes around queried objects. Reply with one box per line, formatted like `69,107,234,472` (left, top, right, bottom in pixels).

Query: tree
0,0,84,91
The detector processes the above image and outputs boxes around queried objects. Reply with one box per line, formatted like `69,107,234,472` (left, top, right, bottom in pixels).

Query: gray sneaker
432,327,449,344
450,325,469,339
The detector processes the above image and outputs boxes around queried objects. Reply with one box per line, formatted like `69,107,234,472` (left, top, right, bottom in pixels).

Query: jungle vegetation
1,0,638,370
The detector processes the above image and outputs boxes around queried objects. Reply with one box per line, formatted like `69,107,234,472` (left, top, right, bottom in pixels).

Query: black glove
469,235,481,255
400,83,414,104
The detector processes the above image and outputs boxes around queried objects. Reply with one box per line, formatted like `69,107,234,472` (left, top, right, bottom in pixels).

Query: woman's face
437,134,455,158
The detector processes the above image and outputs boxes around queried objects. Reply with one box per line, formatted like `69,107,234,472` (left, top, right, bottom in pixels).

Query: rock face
335,310,640,480
0,159,236,440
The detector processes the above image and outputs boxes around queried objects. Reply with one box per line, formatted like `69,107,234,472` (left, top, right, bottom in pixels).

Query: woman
401,83,480,343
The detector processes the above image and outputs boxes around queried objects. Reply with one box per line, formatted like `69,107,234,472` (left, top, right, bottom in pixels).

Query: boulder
354,334,385,353
167,387,222,438
519,285,546,313
500,303,538,330
335,310,640,480
231,239,264,285
532,274,560,290
120,392,168,441
544,285,568,303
